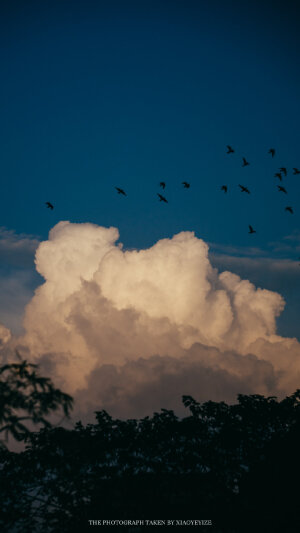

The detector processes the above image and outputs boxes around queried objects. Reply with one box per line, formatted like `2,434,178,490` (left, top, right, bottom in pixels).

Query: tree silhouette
1,391,300,532
0,358,73,446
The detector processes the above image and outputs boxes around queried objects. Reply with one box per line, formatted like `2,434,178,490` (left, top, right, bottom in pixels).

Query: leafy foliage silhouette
0,357,73,446
1,389,300,532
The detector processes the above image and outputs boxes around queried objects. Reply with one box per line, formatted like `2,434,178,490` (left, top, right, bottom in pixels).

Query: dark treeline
1,362,300,532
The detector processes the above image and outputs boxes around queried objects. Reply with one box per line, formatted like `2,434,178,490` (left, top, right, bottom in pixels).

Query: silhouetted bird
293,168,300,175
159,182,166,189
115,187,127,196
285,206,294,214
242,157,250,167
221,185,228,193
274,172,282,181
239,184,250,194
157,193,168,203
182,182,190,188
268,148,275,157
45,202,54,210
280,167,287,176
278,185,287,193
248,225,256,234
226,145,234,154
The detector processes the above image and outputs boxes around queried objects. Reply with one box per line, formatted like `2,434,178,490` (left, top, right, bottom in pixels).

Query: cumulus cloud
2,221,300,420
209,251,300,340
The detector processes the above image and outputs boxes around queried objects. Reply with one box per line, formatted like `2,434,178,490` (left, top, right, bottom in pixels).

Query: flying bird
159,182,166,189
268,148,275,157
239,184,250,194
115,187,127,196
221,185,228,193
242,157,250,167
248,225,256,234
285,206,294,214
226,145,234,154
182,181,190,188
45,202,54,210
274,172,282,181
157,193,168,203
293,168,300,175
279,167,287,176
278,185,287,193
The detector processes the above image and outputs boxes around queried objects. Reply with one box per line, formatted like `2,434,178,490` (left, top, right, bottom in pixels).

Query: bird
45,202,54,210
182,181,190,188
242,157,250,167
221,185,228,193
157,193,168,203
293,168,300,175
239,184,250,194
268,148,275,157
226,145,234,154
285,206,294,214
159,182,166,189
115,187,127,196
278,185,287,193
279,167,287,176
248,225,256,234
274,172,282,181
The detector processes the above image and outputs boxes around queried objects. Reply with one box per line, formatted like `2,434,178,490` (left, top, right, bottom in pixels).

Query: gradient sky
0,0,300,338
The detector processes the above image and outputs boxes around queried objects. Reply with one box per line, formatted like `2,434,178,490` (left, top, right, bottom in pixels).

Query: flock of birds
218,146,300,234
45,145,299,237
114,181,190,204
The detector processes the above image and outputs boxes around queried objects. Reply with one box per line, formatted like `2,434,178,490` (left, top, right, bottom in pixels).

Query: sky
0,0,300,420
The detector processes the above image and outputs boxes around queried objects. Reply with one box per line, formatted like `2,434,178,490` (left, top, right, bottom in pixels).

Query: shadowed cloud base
1,221,299,420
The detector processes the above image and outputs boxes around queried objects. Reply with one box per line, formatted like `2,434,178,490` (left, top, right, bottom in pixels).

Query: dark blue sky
0,0,300,336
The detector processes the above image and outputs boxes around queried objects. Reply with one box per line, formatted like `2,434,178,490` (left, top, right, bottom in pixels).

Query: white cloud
2,221,300,419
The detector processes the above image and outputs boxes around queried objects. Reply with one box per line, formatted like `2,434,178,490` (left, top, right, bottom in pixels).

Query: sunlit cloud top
1,221,299,418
